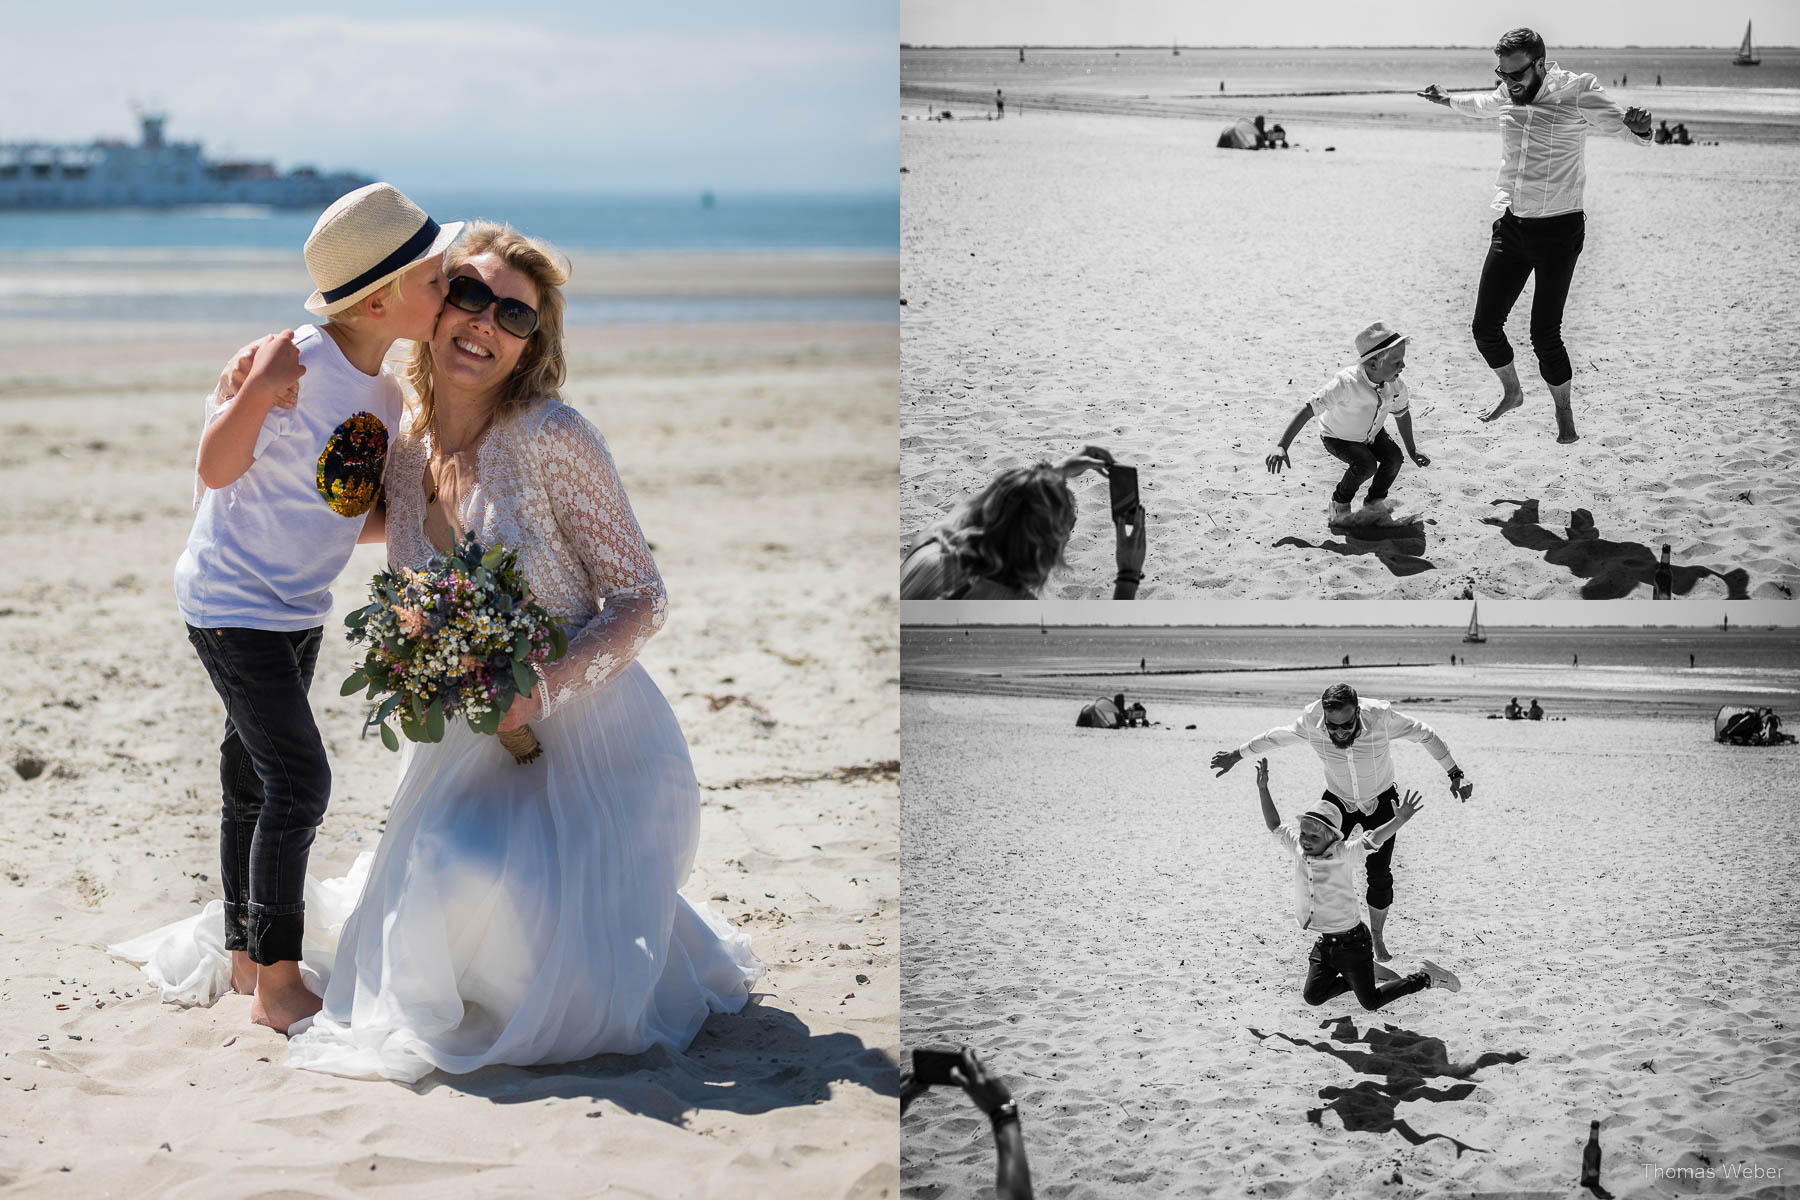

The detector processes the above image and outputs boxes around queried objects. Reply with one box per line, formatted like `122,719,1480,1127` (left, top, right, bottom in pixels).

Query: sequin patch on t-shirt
317,412,388,517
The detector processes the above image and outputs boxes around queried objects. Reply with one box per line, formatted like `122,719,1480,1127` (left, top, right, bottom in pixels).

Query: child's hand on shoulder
235,330,305,410
1396,789,1425,822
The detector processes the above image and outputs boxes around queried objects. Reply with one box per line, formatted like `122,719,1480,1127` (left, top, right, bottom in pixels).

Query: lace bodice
386,398,667,716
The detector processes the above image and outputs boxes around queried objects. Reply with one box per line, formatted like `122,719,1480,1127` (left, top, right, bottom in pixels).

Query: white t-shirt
175,324,405,631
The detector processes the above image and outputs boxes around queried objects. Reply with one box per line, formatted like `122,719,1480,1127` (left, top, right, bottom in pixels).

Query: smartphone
1108,464,1140,527
911,1047,965,1087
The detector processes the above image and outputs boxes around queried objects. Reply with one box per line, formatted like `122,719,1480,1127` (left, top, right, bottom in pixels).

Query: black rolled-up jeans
1319,429,1404,505
186,624,331,965
1302,923,1430,1010
1471,208,1586,387
1322,785,1398,909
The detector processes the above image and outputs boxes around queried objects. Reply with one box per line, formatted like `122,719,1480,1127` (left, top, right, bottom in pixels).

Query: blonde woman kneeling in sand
1265,322,1431,531
1253,758,1460,1009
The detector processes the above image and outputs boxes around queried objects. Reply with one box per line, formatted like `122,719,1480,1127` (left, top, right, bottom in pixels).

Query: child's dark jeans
1302,923,1429,1010
185,625,331,966
1320,430,1404,505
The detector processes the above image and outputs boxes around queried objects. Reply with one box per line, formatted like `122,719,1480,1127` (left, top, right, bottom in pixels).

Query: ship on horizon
0,110,372,210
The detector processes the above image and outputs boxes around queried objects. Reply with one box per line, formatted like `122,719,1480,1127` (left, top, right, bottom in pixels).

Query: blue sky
902,0,1795,48
4,2,897,194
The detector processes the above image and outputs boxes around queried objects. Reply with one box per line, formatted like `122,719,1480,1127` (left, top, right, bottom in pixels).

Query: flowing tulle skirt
111,663,761,1083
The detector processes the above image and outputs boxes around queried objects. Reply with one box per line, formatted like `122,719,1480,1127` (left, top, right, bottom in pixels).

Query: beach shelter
1714,705,1765,744
1216,118,1259,149
1076,696,1124,728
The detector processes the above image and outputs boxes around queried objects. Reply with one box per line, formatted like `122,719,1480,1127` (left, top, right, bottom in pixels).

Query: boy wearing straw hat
174,183,462,1033
1252,758,1461,1009
1265,321,1433,531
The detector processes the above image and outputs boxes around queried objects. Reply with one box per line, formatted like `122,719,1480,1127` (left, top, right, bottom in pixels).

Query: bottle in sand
1653,545,1673,599
1580,1120,1602,1186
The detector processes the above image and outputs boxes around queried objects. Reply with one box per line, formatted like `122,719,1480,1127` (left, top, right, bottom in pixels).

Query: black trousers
1302,923,1431,1010
1471,209,1586,387
1322,785,1398,910
1320,430,1403,505
186,625,331,965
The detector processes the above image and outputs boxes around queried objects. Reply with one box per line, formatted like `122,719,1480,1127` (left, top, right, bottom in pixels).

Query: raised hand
1623,105,1652,136
955,1048,1014,1116
1254,757,1269,788
1416,84,1450,107
1395,789,1425,823
241,330,305,408
1210,749,1241,777
1114,502,1147,572
1057,444,1116,480
218,334,298,408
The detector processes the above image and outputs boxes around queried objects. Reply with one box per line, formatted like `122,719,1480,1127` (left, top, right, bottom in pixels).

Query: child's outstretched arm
1266,404,1315,475
1370,789,1424,846
196,331,305,490
1255,757,1281,831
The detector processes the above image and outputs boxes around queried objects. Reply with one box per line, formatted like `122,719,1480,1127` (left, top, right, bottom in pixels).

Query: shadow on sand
1251,1017,1526,1157
1485,499,1750,599
1275,520,1434,577
418,998,898,1126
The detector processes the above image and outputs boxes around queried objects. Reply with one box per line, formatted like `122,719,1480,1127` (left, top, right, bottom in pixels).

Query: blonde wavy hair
405,220,571,436
929,463,1077,597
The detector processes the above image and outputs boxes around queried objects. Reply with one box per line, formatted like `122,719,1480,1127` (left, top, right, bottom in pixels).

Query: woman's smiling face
431,251,541,398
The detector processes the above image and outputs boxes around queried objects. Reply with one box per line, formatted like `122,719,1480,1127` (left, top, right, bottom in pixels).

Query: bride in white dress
115,222,761,1082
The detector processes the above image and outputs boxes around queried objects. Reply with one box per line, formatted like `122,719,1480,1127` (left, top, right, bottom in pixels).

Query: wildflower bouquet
342,532,568,764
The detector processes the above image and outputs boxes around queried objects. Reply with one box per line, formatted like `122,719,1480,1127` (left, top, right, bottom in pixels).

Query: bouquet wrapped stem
343,533,568,765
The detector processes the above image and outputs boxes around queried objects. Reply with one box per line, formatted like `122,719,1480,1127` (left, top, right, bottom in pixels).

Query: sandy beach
0,253,900,1197
899,108,1800,600
900,669,1800,1198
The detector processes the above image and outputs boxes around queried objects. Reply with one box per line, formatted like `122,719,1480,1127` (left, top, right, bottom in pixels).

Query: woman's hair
930,463,1076,597
1494,27,1544,62
405,220,571,436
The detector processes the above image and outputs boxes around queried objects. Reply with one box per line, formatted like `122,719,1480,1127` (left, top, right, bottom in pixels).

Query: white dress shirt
1239,697,1458,810
1447,64,1652,217
1310,363,1410,445
1273,823,1374,933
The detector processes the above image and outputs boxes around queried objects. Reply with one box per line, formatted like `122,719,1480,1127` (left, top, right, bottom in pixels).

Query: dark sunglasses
445,273,539,339
1323,713,1358,731
1494,59,1540,83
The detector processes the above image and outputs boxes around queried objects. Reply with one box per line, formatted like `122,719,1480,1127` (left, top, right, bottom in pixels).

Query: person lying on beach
1265,322,1430,530
1417,27,1653,444
901,446,1147,599
1254,758,1460,1008
902,1046,1034,1200
1212,683,1471,960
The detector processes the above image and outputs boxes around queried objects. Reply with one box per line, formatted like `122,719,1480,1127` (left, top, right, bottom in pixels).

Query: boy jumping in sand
1254,758,1460,1009
1265,321,1431,530
173,183,460,1032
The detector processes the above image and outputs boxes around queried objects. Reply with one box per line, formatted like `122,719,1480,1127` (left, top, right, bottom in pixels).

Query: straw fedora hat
303,183,463,316
1355,320,1410,362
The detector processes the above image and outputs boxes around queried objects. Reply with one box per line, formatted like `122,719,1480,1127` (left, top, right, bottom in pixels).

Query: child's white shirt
1272,823,1376,934
175,325,404,631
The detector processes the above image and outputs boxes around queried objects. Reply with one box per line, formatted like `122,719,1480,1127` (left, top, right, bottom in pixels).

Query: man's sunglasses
445,274,540,339
1494,59,1540,83
1323,713,1358,731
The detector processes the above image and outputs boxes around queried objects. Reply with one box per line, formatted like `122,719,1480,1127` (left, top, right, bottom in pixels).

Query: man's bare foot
1554,399,1580,444
1480,393,1525,423
1373,939,1393,963
250,960,321,1034
229,949,258,996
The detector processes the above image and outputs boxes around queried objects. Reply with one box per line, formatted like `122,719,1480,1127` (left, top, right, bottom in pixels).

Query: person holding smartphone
1210,683,1473,962
902,1046,1034,1200
900,445,1147,599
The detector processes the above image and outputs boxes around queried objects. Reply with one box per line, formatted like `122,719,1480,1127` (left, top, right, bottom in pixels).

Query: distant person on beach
1673,123,1691,145
996,89,1005,119
1211,684,1472,960
1690,653,1696,669
1141,657,1147,673
1505,697,1524,720
1528,699,1544,720
1269,123,1289,148
1251,758,1460,1007
1265,321,1432,530
1573,653,1579,667
901,446,1146,599
1417,27,1654,445
1253,115,1268,147
1655,119,1672,144
1450,653,1457,666
902,1047,1034,1200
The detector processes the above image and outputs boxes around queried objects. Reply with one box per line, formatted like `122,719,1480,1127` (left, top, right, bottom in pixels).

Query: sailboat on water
1734,20,1761,66
1462,601,1487,644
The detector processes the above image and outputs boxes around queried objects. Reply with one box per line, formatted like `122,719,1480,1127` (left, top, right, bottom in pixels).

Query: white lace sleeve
531,406,667,716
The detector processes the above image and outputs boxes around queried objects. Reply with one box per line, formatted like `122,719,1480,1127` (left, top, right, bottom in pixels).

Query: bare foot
1480,393,1525,423
229,949,258,996
1554,398,1580,444
1373,941,1393,963
250,961,321,1034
